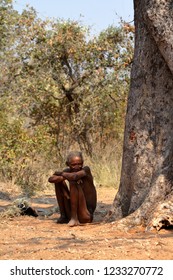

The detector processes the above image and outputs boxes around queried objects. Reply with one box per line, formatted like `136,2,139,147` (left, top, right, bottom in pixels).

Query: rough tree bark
109,0,173,230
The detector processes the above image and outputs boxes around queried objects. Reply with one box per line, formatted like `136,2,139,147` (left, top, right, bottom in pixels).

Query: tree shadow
0,191,11,201
0,190,113,224
94,201,113,223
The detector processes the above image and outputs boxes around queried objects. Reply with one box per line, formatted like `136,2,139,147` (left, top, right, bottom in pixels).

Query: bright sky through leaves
13,0,134,35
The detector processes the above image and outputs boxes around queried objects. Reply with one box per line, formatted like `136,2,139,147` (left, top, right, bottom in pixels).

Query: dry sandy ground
0,183,173,260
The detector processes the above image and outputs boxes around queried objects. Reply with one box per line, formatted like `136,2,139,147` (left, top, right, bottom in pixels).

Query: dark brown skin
48,156,97,227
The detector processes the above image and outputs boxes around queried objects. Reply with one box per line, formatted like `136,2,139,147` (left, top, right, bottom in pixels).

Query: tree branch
144,0,173,75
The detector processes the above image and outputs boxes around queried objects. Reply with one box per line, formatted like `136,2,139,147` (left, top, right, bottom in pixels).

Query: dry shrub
84,141,122,189
14,156,52,196
0,141,123,197
0,198,29,218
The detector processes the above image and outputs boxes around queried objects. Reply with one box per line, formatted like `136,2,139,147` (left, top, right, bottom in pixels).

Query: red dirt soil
0,184,173,260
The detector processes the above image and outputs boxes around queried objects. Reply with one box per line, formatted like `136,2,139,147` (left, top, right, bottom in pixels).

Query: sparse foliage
0,0,134,193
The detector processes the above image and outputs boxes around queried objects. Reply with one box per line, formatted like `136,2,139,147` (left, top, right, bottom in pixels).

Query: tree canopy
0,0,134,193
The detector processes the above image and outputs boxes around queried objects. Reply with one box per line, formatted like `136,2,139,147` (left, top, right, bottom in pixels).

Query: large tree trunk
109,0,173,230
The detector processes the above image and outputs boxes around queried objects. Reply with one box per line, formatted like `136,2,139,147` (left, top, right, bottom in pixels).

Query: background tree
0,0,134,193
13,15,133,156
110,0,173,231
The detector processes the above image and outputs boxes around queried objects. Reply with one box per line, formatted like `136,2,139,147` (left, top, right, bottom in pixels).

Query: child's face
68,156,83,171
